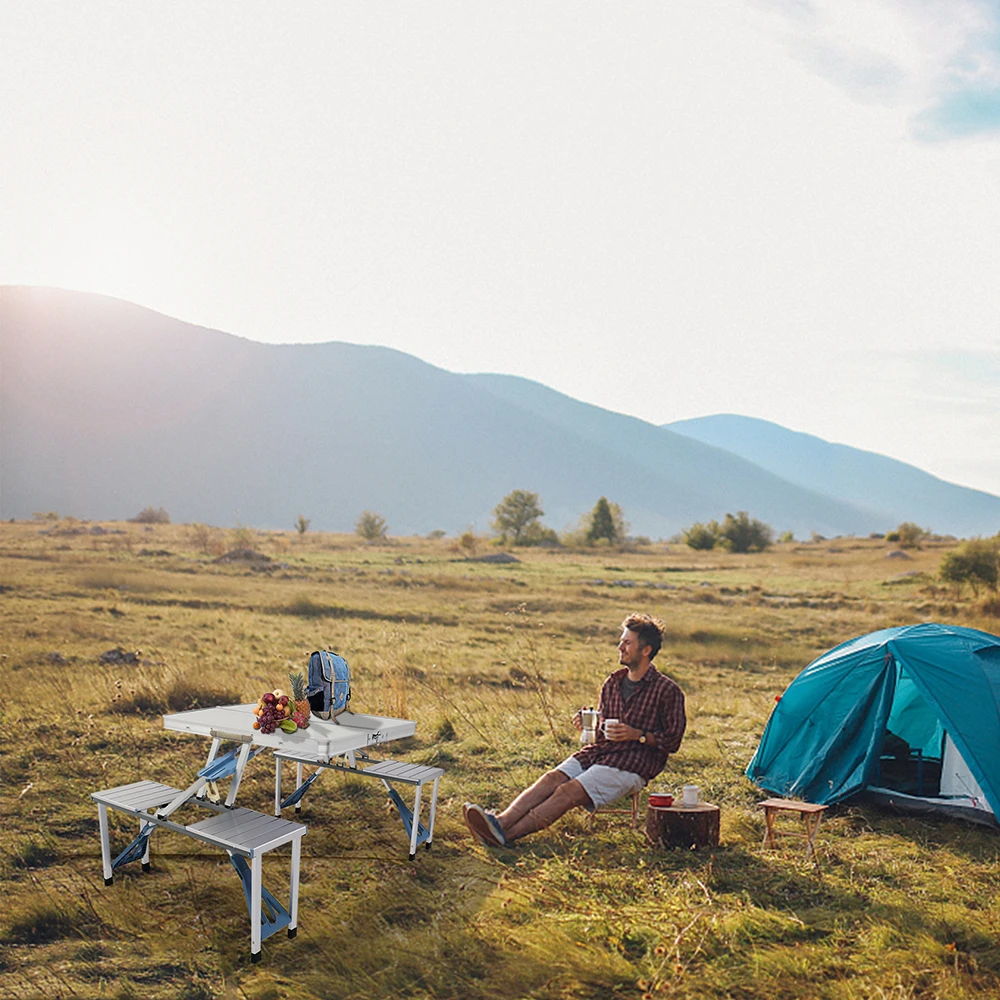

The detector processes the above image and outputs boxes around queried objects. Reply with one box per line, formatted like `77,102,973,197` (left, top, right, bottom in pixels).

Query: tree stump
645,803,720,850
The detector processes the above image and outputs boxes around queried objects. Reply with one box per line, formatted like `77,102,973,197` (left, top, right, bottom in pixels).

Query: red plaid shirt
572,665,686,782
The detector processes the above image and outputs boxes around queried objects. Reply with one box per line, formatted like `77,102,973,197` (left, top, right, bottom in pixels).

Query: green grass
1,521,997,999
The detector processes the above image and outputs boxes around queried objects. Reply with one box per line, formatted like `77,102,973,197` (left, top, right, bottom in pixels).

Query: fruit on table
288,670,311,728
279,718,297,734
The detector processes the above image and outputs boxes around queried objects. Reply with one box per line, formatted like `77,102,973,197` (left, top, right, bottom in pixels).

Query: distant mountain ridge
2,286,998,538
665,415,1000,539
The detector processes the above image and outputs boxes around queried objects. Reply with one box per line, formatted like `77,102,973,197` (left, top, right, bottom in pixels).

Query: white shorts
555,755,645,810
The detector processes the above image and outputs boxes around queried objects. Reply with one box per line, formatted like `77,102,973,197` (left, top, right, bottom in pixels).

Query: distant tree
895,522,927,549
426,529,447,540
682,521,719,551
939,537,999,595
718,511,773,553
778,530,795,543
586,497,628,545
587,497,616,544
356,510,388,542
295,514,311,535
492,490,544,545
130,506,170,524
32,511,60,522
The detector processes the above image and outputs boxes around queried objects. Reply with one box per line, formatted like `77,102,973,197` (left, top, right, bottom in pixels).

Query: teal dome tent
746,623,999,827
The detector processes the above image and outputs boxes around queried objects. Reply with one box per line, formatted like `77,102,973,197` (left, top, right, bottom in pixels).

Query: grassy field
1,520,998,1000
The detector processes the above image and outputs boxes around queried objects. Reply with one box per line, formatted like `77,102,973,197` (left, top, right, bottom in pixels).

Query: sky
3,1,999,497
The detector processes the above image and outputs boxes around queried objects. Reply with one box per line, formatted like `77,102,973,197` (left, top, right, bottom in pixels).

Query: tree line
89,497,1000,594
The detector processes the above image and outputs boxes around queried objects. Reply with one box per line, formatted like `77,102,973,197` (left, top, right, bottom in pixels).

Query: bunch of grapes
258,693,280,734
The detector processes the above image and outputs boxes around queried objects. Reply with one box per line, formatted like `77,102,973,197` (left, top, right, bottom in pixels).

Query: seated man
464,612,686,847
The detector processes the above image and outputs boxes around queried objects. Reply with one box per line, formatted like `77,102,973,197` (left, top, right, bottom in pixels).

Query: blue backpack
307,650,352,721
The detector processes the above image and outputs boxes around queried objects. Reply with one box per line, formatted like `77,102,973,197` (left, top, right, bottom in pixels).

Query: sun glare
47,200,174,305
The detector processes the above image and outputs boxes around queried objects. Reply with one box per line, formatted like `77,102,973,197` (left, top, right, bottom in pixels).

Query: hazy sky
3,1,999,497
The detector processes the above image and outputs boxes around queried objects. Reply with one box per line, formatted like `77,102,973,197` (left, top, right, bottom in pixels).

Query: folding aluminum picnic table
162,704,440,856
92,705,430,962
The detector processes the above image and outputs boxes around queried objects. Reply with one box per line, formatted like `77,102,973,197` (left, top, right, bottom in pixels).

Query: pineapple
288,670,311,728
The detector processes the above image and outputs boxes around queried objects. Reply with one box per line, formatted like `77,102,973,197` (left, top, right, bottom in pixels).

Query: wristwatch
638,730,647,744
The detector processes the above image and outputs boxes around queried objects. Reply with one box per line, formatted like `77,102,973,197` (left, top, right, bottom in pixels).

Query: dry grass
1,521,997,999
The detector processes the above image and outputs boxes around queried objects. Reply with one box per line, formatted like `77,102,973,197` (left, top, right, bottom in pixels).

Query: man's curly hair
621,613,665,660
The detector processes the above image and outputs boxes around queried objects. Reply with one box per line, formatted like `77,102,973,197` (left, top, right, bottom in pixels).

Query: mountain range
2,286,997,539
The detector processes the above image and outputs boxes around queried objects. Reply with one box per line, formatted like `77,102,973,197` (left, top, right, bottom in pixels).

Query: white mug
603,718,619,735
682,784,700,807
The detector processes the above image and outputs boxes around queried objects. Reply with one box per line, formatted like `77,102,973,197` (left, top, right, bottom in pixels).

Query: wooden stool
590,789,641,829
757,798,826,861
645,802,720,849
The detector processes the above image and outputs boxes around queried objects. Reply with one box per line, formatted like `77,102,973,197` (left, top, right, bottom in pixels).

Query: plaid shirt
572,665,686,782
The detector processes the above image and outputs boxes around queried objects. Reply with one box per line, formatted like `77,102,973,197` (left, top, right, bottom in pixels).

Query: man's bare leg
503,778,593,842
495,769,568,830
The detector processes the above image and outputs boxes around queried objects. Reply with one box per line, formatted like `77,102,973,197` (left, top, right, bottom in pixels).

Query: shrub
356,510,388,542
519,523,560,547
295,514,311,535
188,522,225,556
230,523,259,549
939,536,999,595
456,530,481,557
895,521,928,548
718,511,773,553
682,521,719,550
129,506,170,524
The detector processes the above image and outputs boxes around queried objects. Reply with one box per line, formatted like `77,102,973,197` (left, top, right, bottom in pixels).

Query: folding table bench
273,749,444,859
92,780,306,962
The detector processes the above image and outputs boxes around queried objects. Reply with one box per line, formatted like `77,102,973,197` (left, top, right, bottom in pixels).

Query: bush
456,530,481,557
295,514,311,535
895,521,928,548
718,511,773,553
939,537,999,595
519,523,560,547
356,510,388,542
682,521,718,550
129,506,170,524
188,522,225,556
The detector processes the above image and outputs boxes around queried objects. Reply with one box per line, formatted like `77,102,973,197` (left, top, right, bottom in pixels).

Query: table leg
197,738,222,800
295,761,304,813
274,756,283,816
409,783,423,860
98,802,113,884
426,776,440,848
141,818,151,870
288,835,301,938
250,853,263,962
224,742,253,808
804,812,823,859
762,808,777,849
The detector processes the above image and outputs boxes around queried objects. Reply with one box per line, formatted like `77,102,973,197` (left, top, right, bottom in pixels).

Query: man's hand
571,709,583,731
604,722,643,742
